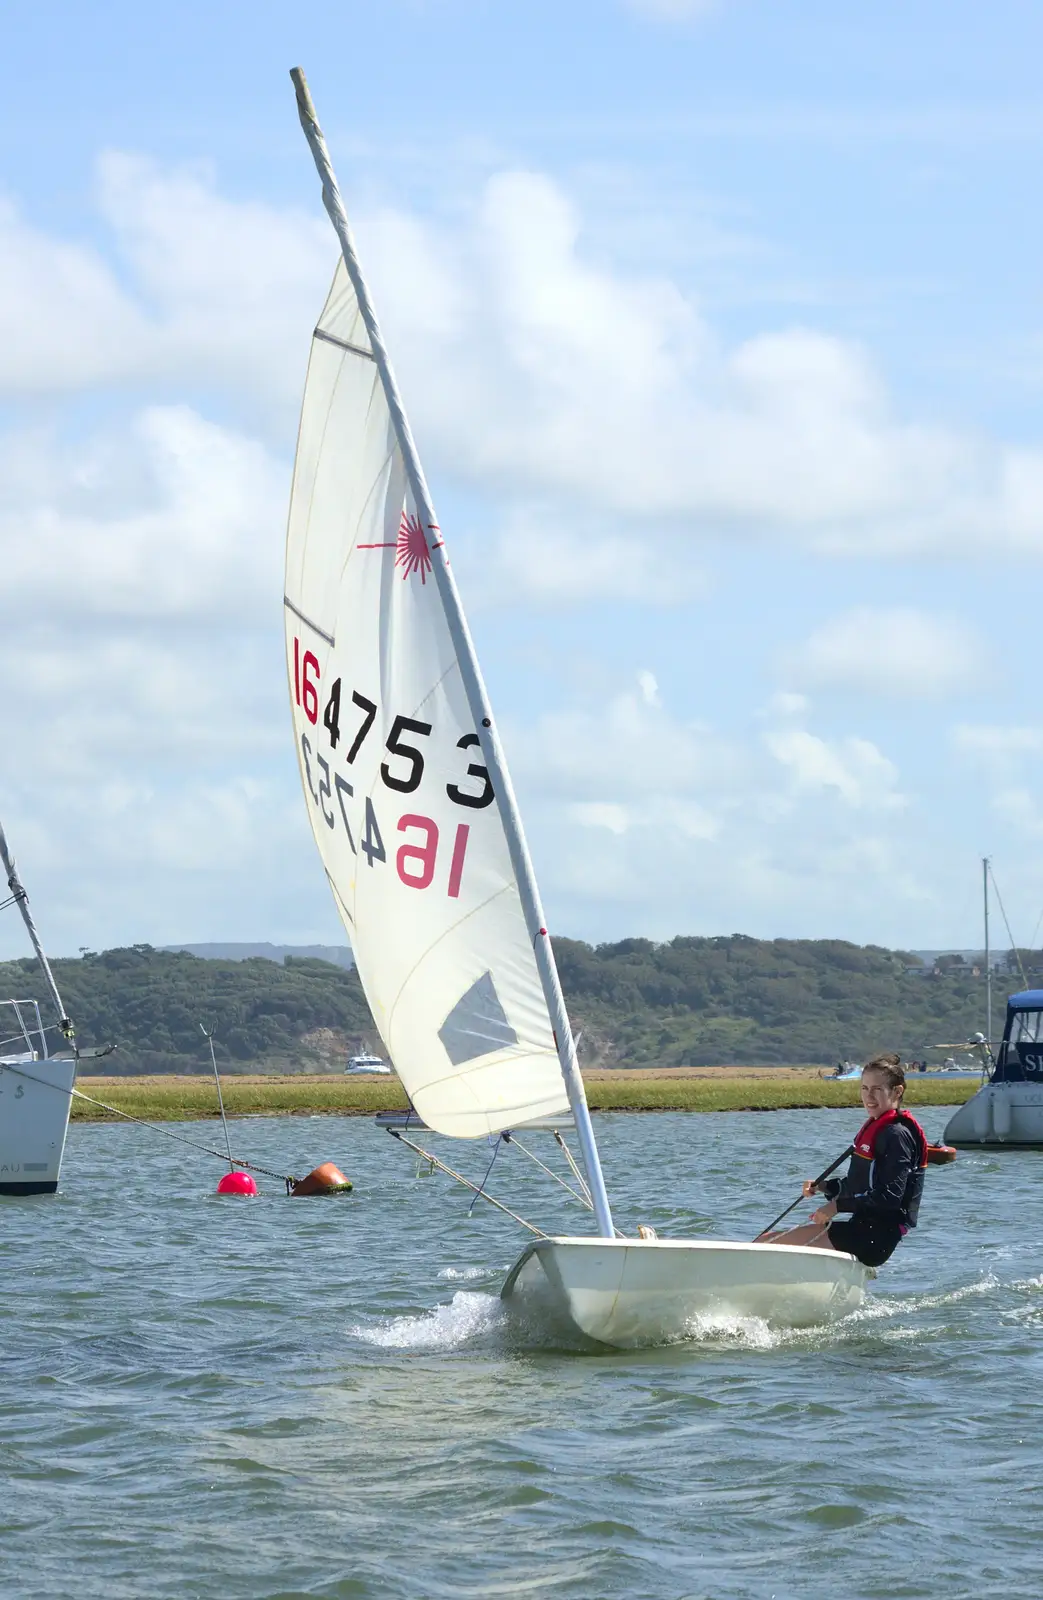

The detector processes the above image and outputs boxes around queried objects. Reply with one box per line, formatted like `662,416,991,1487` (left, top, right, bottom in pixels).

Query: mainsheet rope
388,1128,548,1237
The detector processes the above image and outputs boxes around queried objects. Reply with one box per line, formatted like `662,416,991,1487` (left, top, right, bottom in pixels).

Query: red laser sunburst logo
395,511,437,584
357,511,444,580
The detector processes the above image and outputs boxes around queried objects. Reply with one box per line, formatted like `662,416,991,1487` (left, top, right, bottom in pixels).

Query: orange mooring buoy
288,1161,353,1197
926,1143,957,1165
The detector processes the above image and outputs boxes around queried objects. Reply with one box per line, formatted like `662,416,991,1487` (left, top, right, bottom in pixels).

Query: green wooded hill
0,947,373,1075
0,936,1031,1074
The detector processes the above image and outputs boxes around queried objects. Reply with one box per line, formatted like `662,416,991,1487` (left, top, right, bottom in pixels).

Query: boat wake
351,1290,509,1351
352,1271,1024,1356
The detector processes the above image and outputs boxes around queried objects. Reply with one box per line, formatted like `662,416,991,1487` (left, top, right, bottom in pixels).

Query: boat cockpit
990,992,1043,1082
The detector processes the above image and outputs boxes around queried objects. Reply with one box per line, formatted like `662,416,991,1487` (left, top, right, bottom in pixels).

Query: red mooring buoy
217,1170,258,1196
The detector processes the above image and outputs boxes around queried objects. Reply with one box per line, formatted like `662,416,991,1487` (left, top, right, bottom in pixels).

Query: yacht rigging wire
988,864,1029,990
387,1127,547,1236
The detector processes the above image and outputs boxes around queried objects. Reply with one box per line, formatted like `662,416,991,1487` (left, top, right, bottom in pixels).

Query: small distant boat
833,1058,980,1082
345,1052,391,1075
283,69,872,1345
944,991,1043,1146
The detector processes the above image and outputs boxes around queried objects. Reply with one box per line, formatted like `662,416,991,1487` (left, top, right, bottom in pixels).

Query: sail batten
287,68,614,1232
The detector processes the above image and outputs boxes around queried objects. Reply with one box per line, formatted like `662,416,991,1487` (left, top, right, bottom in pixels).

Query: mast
983,855,992,1045
0,821,73,1045
289,68,614,1238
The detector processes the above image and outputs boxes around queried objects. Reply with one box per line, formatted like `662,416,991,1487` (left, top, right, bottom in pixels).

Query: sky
1,0,1042,958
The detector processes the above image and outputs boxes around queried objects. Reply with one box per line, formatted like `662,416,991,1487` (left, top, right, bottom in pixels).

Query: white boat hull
501,1236,870,1347
944,1082,1043,1147
0,1055,76,1194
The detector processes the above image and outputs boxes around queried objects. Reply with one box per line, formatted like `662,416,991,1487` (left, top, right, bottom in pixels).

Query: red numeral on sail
302,651,320,725
447,823,469,899
396,814,439,889
293,636,301,707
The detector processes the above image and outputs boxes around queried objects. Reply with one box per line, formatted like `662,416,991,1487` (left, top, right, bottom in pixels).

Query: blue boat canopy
1007,991,1043,1010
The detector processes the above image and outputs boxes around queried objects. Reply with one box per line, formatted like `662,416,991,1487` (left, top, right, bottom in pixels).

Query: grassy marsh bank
71,1068,979,1122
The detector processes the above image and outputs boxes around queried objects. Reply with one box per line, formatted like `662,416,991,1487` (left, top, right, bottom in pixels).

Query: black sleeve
831,1126,917,1216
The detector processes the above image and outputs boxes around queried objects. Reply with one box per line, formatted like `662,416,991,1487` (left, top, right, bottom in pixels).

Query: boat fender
972,1093,991,1139
288,1161,353,1197
925,1144,957,1165
217,1170,258,1196
992,1093,1012,1140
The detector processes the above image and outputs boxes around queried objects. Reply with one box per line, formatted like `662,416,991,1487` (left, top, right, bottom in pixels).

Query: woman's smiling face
860,1067,903,1114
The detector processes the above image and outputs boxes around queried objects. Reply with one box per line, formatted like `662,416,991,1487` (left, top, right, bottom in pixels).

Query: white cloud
0,405,284,621
950,724,1043,846
512,675,927,940
7,153,1043,576
764,727,904,811
787,606,986,697
570,802,630,835
952,724,1043,760
0,154,331,424
476,508,705,608
363,170,1043,560
509,673,740,802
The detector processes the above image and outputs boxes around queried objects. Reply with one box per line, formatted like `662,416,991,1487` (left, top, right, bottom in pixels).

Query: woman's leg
755,1220,837,1250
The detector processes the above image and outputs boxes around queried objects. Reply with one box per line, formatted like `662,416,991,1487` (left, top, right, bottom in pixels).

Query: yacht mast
289,68,614,1238
983,855,992,1044
0,821,73,1044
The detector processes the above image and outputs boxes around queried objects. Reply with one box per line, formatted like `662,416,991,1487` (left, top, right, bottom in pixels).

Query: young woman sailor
759,1055,928,1268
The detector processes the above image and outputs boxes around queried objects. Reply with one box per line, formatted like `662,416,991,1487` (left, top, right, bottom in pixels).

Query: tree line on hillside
0,946,373,1075
0,936,1036,1074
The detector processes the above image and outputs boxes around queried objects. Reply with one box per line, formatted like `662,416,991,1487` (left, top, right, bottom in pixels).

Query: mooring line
0,1060,293,1182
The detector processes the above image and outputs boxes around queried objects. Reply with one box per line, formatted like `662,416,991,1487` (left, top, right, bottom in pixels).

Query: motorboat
345,1052,391,1075
944,991,1043,1146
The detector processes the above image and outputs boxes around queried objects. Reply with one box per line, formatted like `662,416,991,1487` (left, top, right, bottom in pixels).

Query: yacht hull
0,1056,76,1195
944,1083,1043,1147
501,1236,869,1347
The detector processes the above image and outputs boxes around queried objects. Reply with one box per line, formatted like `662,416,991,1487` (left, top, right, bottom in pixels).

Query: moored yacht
0,824,78,1195
0,999,76,1194
943,991,1043,1146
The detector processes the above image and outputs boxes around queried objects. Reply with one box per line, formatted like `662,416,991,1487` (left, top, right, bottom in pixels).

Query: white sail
285,258,570,1137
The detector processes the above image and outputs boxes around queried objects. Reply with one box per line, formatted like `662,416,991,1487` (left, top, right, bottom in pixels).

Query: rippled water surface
3,1106,1042,1598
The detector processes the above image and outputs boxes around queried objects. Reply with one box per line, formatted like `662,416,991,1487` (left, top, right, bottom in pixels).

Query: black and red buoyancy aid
852,1107,929,1164
836,1108,929,1228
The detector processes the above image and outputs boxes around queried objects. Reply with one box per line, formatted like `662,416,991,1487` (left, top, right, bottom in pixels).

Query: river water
2,1106,1040,1599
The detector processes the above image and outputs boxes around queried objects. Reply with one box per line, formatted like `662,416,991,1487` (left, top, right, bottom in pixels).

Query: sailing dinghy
284,70,870,1345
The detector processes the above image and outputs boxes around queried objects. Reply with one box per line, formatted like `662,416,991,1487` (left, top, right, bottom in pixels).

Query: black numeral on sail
447,734,494,809
300,732,319,802
381,716,432,793
323,678,342,749
316,754,335,828
361,798,386,866
346,692,377,763
334,774,356,853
